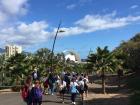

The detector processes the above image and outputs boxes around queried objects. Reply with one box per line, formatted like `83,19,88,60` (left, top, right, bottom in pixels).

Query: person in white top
70,78,79,105
58,78,66,103
78,77,85,101
83,75,89,97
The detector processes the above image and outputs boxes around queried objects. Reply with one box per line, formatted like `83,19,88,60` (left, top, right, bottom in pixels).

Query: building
63,50,81,63
5,45,22,58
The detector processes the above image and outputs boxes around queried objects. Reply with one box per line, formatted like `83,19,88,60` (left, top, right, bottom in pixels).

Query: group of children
21,72,89,105
21,76,43,105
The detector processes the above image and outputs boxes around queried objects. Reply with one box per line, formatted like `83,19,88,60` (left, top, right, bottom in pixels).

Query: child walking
21,76,32,105
31,80,43,105
70,78,79,105
58,78,66,103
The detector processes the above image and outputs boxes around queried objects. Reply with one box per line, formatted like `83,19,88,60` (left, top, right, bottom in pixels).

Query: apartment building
5,45,22,57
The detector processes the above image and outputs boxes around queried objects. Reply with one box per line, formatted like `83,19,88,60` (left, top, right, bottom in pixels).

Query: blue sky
0,0,140,58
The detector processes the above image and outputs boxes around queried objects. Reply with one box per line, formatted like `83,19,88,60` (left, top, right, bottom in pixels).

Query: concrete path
0,92,82,105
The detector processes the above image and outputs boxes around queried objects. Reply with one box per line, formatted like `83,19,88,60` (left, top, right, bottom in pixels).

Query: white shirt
34,72,37,79
70,82,78,87
78,80,84,86
59,81,66,90
83,78,89,84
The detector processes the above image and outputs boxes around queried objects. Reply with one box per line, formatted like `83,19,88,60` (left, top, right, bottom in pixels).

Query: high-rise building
5,45,22,58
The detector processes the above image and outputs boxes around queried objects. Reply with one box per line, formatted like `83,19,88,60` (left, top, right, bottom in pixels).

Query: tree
87,46,118,93
115,33,140,72
6,53,27,85
35,48,51,76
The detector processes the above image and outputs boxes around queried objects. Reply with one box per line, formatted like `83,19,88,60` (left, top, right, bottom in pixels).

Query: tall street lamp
50,21,65,72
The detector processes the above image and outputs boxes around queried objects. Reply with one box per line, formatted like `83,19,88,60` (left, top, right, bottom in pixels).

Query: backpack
21,85,29,100
70,83,79,93
43,79,48,88
32,87,42,99
80,83,84,91
83,79,88,90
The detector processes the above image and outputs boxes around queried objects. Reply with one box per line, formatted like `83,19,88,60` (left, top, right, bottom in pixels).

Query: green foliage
86,46,124,93
115,33,140,71
0,47,86,85
87,46,119,74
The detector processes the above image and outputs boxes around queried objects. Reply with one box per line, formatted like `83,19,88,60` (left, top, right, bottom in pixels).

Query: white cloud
130,5,139,9
0,0,28,24
0,21,50,46
0,11,140,47
66,4,76,10
58,12,140,37
0,11,7,23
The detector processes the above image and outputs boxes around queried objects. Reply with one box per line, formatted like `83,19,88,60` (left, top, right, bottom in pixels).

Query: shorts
59,88,66,94
84,85,88,91
79,89,84,94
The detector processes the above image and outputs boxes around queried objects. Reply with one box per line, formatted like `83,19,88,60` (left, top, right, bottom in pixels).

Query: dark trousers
71,93,77,102
33,98,42,105
25,96,32,105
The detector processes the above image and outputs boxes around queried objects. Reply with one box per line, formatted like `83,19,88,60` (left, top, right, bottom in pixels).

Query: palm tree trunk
101,70,106,94
118,75,120,88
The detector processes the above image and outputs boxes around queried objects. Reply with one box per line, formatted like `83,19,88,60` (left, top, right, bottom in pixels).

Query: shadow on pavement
84,95,129,105
89,86,125,94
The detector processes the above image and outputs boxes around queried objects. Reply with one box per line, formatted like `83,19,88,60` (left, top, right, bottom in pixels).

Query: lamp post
50,21,65,72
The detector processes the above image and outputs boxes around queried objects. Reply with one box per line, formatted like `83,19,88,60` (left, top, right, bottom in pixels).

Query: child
21,76,32,105
83,75,89,97
58,78,66,103
43,77,49,95
70,78,79,105
31,80,43,105
78,77,84,101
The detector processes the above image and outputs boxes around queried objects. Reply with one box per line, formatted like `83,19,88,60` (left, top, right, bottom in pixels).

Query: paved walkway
0,92,82,105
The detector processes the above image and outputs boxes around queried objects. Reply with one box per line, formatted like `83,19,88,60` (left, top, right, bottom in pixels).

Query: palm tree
35,48,51,75
6,53,27,85
87,46,117,94
113,49,125,87
55,53,65,73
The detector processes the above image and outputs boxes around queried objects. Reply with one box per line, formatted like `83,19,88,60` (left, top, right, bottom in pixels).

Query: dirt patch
84,83,130,105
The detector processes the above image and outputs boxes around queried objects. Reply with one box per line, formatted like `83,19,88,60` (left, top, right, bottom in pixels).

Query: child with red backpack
21,76,32,105
43,78,49,95
31,80,43,105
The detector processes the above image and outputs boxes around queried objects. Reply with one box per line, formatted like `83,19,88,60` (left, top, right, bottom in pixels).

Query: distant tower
5,45,22,58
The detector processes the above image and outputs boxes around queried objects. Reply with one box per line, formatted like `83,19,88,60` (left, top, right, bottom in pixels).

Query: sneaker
62,101,65,104
73,102,76,105
51,93,54,95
